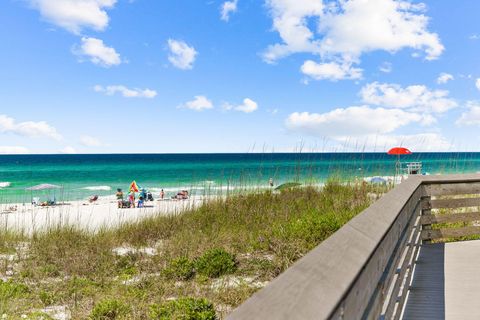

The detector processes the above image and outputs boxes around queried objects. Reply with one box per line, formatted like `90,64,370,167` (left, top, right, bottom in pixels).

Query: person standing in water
269,178,274,187
160,189,165,200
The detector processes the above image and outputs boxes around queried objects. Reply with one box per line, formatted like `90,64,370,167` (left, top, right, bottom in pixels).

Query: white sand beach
0,196,206,234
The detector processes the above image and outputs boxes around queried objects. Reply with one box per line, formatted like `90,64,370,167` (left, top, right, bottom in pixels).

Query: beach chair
32,197,40,206
47,197,56,206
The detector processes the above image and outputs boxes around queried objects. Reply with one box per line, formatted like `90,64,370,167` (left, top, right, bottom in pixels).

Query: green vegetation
195,249,237,278
149,297,216,320
162,257,195,281
90,299,131,319
0,182,379,318
430,204,480,243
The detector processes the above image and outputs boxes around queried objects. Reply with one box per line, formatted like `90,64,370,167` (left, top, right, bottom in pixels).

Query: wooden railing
421,180,480,241
227,174,480,320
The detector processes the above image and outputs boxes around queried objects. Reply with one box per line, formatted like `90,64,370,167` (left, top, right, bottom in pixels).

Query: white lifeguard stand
404,162,422,175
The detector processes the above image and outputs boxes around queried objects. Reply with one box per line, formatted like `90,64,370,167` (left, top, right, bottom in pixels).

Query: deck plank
403,243,445,319
403,240,480,320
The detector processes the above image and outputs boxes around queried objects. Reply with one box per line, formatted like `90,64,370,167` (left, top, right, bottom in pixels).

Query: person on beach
140,188,147,201
89,195,99,203
116,188,124,208
160,189,165,200
146,191,154,201
138,196,144,208
128,191,135,208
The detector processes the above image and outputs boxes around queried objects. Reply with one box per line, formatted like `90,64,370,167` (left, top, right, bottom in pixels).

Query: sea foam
0,182,11,188
83,186,111,191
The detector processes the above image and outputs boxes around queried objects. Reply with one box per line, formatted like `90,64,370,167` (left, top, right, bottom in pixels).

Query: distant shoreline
0,195,207,234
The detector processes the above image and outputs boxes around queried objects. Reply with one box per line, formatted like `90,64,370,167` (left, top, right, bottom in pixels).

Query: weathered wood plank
402,243,445,320
353,186,425,320
425,182,480,196
392,233,421,320
383,222,421,319
391,235,422,320
341,186,423,319
421,226,480,241
421,212,480,225
367,213,421,320
421,174,480,184
430,197,480,209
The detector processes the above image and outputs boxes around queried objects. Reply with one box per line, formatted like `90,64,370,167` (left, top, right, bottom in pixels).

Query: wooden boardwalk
228,175,480,320
403,240,480,320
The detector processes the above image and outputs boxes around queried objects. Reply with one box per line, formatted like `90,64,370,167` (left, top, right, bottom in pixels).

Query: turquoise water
0,153,479,202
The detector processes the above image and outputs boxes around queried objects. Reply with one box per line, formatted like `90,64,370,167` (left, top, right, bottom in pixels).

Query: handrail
227,174,480,320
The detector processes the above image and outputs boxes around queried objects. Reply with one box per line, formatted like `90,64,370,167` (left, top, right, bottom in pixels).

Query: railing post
421,188,432,244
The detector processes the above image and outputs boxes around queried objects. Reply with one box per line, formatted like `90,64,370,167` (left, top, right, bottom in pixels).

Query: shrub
115,254,138,277
0,280,29,300
39,290,55,306
149,297,216,320
195,248,237,278
90,299,130,319
67,276,99,300
162,257,195,280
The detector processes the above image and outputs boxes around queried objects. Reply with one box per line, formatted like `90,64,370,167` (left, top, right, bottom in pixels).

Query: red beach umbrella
387,147,412,155
388,147,412,179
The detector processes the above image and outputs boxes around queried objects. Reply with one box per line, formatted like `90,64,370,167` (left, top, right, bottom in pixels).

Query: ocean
0,152,479,203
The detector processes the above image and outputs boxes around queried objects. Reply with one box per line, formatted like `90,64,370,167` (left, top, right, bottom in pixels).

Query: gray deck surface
403,240,480,320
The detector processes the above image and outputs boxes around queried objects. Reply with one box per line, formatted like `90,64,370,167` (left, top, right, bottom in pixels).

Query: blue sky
1,0,480,154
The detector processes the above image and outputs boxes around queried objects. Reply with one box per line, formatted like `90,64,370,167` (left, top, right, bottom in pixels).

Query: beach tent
26,184,62,205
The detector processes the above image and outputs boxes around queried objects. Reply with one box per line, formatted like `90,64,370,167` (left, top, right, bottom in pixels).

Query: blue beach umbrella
370,177,387,184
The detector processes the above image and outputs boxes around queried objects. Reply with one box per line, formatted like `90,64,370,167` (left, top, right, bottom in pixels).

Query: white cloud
437,73,454,84
456,101,480,126
0,115,62,140
94,85,157,98
335,133,451,152
167,39,197,70
29,0,117,34
285,106,422,137
180,96,213,111
80,135,104,147
75,37,121,67
263,0,324,63
264,0,443,80
379,62,393,73
318,0,443,60
221,0,238,21
285,106,451,151
476,78,480,91
224,98,258,113
60,146,77,154
301,60,362,81
360,82,457,114
0,146,30,154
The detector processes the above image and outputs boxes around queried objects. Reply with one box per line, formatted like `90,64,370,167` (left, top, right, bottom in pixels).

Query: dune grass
0,181,383,319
